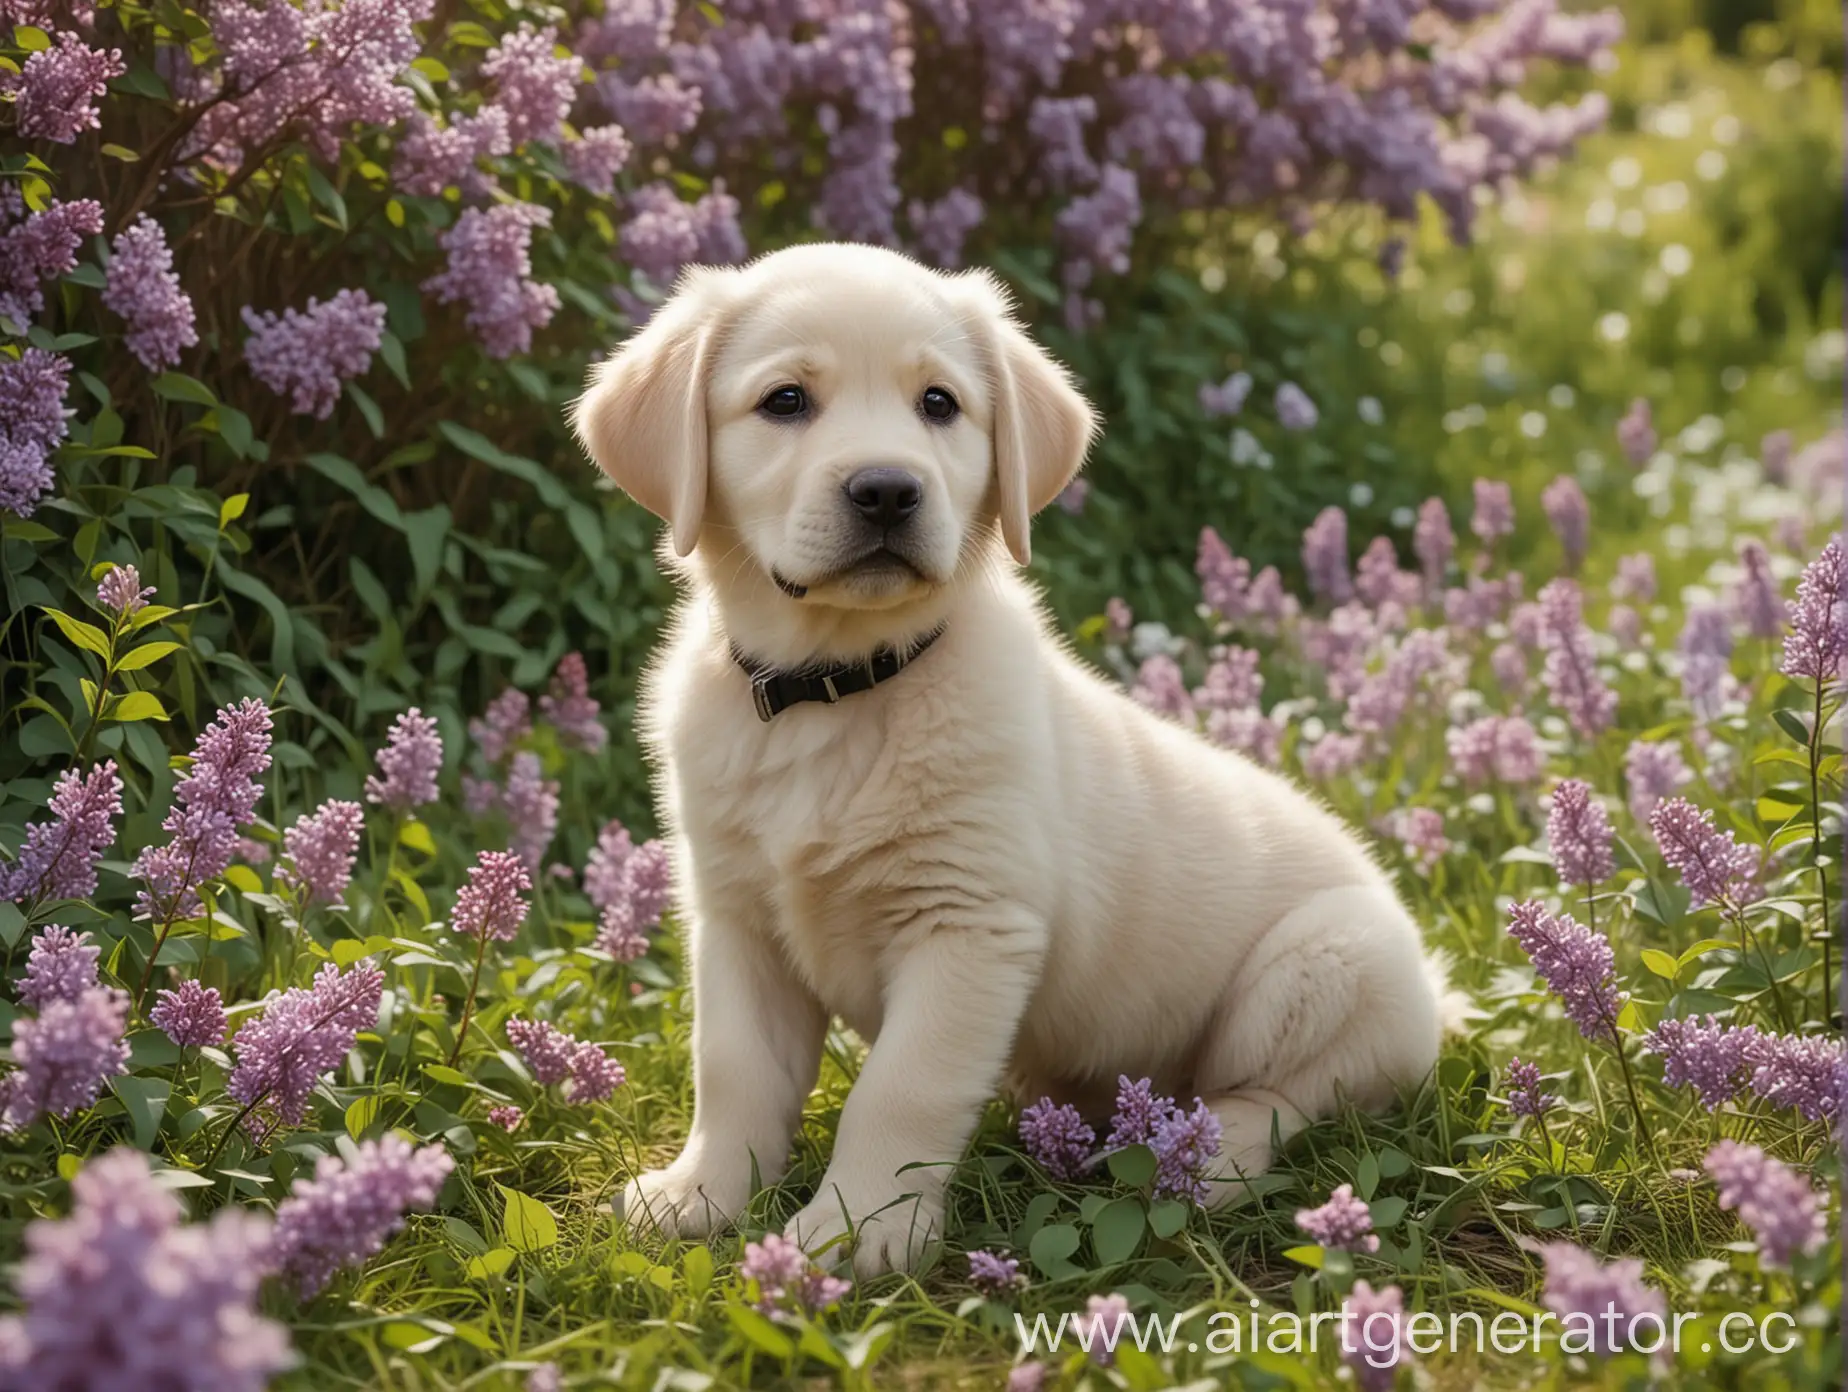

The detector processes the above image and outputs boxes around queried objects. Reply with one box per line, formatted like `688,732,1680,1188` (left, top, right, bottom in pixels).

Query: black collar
730,624,946,722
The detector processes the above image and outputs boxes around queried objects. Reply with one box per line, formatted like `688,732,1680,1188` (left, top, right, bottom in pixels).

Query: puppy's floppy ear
571,268,729,558
965,271,1100,566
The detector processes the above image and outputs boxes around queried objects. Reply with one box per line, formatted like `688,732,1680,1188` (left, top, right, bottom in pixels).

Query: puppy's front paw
620,1160,745,1241
785,1183,942,1279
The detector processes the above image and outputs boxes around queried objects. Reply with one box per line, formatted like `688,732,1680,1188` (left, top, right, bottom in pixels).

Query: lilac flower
149,979,228,1050
1195,648,1263,714
488,1104,523,1132
1538,1243,1666,1354
1546,779,1615,890
1295,1184,1379,1253
1130,654,1194,721
1198,371,1252,418
1019,1098,1094,1180
392,107,510,199
1677,602,1735,721
1355,538,1420,613
1106,1074,1169,1148
226,960,385,1128
1490,640,1529,691
1,759,121,903
1445,573,1521,631
1704,1141,1826,1269
506,1017,576,1085
1007,1363,1047,1392
1780,537,1846,682
1197,527,1251,620
1447,715,1541,788
1104,597,1133,645
1504,1057,1556,1119
1610,553,1656,603
1761,429,1793,483
1056,478,1089,515
450,849,532,942
1301,506,1352,604
471,688,531,764
278,799,363,908
1537,579,1618,738
564,1040,625,1103
501,752,560,873
16,925,98,1010
1389,807,1449,874
1648,797,1759,908
1340,1281,1409,1392
1615,398,1656,465
599,72,702,148
426,202,560,358
738,1232,850,1319
525,1365,561,1392
365,707,443,813
96,563,155,617
0,347,72,517
539,651,606,752
0,197,104,324
1274,381,1318,430
1470,479,1514,546
968,1250,1024,1295
1074,1293,1131,1367
267,1135,454,1297
1506,900,1618,1042
481,23,583,146
1748,1032,1844,1123
907,188,985,269
102,216,198,371
1304,731,1368,781
1541,475,1589,571
1642,1015,1760,1108
1608,604,1643,650
0,1149,286,1390
243,289,385,420
132,698,272,923
1623,739,1691,823
1151,1098,1222,1203
563,125,633,196
1413,498,1454,595
1732,541,1784,640
2,987,129,1130
1027,94,1098,188
5,34,123,143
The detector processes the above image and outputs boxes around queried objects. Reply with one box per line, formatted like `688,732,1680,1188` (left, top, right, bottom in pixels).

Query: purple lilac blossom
1610,553,1656,602
1546,779,1615,889
1274,381,1318,430
0,347,73,518
1007,1363,1047,1392
470,687,531,764
968,1250,1023,1295
1130,655,1194,722
1074,1293,1132,1368
2,987,129,1130
1413,498,1453,595
525,1365,561,1392
1748,1033,1844,1123
907,188,985,268
1197,526,1251,620
1390,807,1449,873
1151,1099,1222,1203
1302,507,1352,604
425,202,560,358
450,850,532,942
1506,900,1618,1042
1780,537,1846,682
1703,1141,1826,1269
278,799,364,908
0,1148,287,1390
1732,541,1784,640
1536,579,1617,738
1608,604,1643,650
242,289,386,419
102,216,198,371
1760,429,1793,483
737,1232,850,1319
0,197,104,324
1538,1243,1666,1354
149,979,228,1050
501,752,560,873
1341,1281,1409,1391
481,23,583,145
1642,1016,1761,1108
1470,479,1514,546
1490,640,1529,691
1504,1057,1555,1119
1295,1184,1379,1253
563,125,633,195
225,960,385,1128
488,1104,523,1132
5,34,123,143
365,707,443,812
1541,475,1589,570
506,1016,576,1085
16,925,98,1010
1615,397,1655,465
1677,602,1735,721
96,563,155,616
1,759,121,904
392,108,510,199
1198,371,1252,418
1623,739,1691,823
267,1135,454,1297
1648,796,1759,908
539,651,607,751
1019,1097,1094,1180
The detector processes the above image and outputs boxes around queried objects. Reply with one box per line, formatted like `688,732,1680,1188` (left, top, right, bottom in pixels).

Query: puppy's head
572,245,1098,616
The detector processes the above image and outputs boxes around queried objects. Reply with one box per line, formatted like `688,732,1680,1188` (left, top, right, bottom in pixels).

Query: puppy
572,244,1451,1278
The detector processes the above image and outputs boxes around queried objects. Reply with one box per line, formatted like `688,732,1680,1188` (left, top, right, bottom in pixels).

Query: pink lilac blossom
1197,526,1251,620
1506,900,1618,1041
1648,796,1759,908
1623,739,1691,824
598,72,702,147
1760,429,1793,484
1447,715,1541,787
1198,371,1252,418
968,1250,1023,1295
1355,537,1421,613
1615,397,1656,465
0,196,104,325
16,925,98,1010
1780,537,1846,683
267,1135,454,1297
1195,647,1263,713
488,1104,523,1132
1007,1363,1047,1392
131,698,273,923
617,181,747,287
1703,1141,1826,1269
1748,1033,1844,1123
1,759,121,904
278,799,363,908
1642,1016,1762,1109
102,216,198,371
0,346,72,517
1295,1184,1379,1253
526,1365,561,1392
1608,604,1642,650
1303,731,1368,781
450,849,532,942
149,979,228,1049
0,1149,287,1391
1610,553,1656,603
1274,381,1318,430
592,834,671,961
1677,602,1735,721
501,752,560,872
505,1017,623,1101
1056,478,1089,515
1341,1281,1409,1392
1541,474,1589,570
1490,641,1529,692
242,289,386,419
1536,579,1617,738
2,986,129,1130
737,1232,850,1319
1129,654,1194,721
1504,1057,1555,1118
1301,507,1352,604
1538,1243,1666,1354
1732,541,1784,640
1019,1097,1094,1180
1389,807,1448,873
425,202,560,358
365,707,443,812
1444,572,1521,630
1546,778,1615,889
4,34,123,143
225,960,385,1128
1074,1294,1131,1368
481,24,583,145
1470,479,1514,546
392,108,511,199
563,1042,625,1103
539,651,607,751
96,562,155,616
1413,498,1454,595
470,687,531,764
563,124,633,195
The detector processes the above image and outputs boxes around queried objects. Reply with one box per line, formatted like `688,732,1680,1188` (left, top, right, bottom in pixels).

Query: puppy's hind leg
1191,883,1442,1205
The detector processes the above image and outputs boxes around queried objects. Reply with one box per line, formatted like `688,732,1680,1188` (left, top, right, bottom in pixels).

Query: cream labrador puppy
573,243,1453,1278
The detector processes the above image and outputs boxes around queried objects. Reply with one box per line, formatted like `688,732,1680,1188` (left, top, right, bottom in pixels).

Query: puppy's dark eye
759,385,808,419
920,386,959,423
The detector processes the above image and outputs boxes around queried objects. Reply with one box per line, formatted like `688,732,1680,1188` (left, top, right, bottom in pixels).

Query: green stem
448,933,490,1069
1807,679,1833,1024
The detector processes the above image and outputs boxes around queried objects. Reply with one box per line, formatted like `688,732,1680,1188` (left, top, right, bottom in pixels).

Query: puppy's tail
1423,949,1477,1038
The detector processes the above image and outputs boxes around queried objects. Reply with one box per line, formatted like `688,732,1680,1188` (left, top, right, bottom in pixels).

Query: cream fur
571,244,1450,1278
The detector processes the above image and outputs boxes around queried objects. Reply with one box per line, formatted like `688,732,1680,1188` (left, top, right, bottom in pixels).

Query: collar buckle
750,670,777,723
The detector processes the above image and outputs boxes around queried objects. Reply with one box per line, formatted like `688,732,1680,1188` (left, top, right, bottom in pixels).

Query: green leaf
112,1075,170,1150
1771,708,1811,746
438,421,573,510
423,1063,471,1087
406,505,451,595
1677,937,1734,969
1282,1244,1325,1269
57,1152,81,1181
497,1184,558,1251
1147,1199,1191,1239
303,452,404,530
465,1247,515,1279
3,518,60,542
223,864,265,893
41,606,112,658
1089,1196,1147,1266
399,819,436,855
1105,1143,1157,1189
150,372,220,408
110,691,170,723
14,24,51,49
115,640,183,672
1356,1151,1380,1201
1640,948,1680,980
346,381,384,438
344,1095,383,1140
219,492,250,527
100,142,140,162
726,1304,795,1359
1368,1195,1409,1229
1028,1222,1082,1277
1756,795,1805,824
681,1244,714,1295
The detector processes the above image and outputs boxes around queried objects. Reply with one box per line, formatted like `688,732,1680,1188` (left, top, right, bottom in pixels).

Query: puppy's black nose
845,467,923,528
